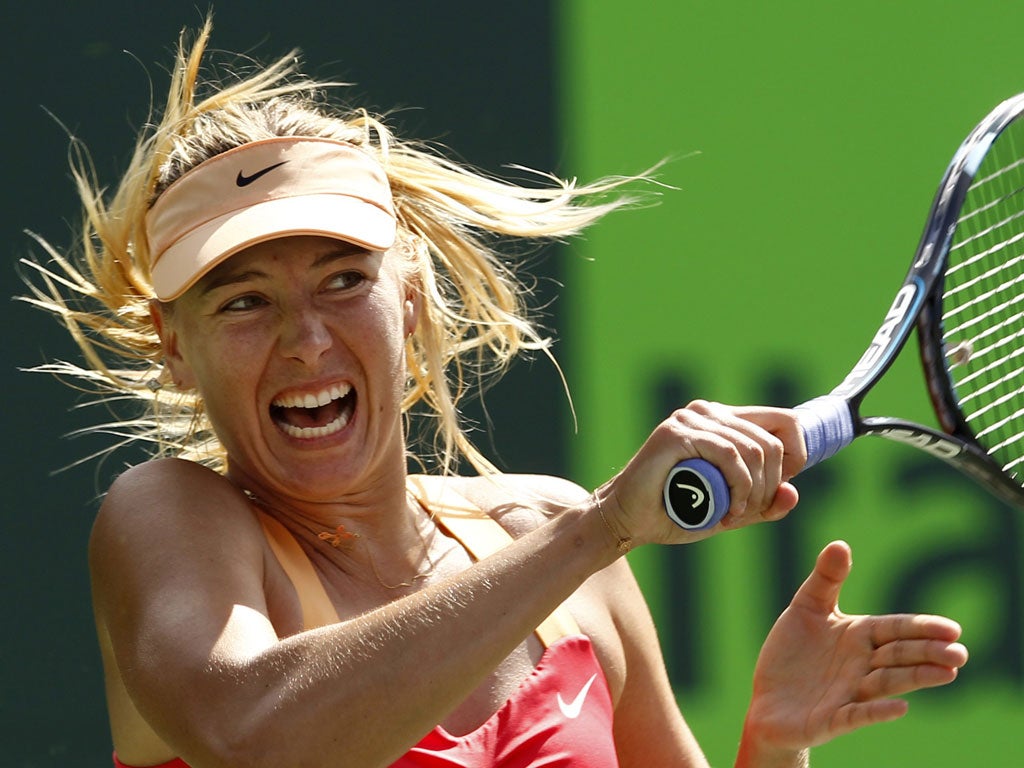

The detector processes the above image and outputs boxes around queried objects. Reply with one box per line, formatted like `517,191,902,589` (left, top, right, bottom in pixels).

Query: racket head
914,93,1024,508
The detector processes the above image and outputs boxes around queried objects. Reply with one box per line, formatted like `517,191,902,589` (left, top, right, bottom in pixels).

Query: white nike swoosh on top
556,673,598,719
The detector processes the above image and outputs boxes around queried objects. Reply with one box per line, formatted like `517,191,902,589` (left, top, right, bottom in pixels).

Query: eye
220,293,267,313
325,270,366,292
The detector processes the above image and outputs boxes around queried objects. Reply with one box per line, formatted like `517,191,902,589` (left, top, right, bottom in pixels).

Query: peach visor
145,137,397,300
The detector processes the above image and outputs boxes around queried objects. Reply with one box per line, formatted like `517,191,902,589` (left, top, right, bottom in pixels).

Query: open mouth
270,383,356,439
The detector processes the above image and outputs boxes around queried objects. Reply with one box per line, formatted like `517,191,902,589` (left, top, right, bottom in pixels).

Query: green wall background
561,1,1023,764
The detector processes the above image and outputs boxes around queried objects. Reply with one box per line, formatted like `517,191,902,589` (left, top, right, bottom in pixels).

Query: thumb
791,540,853,614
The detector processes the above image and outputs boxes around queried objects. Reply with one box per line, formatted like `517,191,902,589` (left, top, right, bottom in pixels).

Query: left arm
605,556,710,768
609,540,969,768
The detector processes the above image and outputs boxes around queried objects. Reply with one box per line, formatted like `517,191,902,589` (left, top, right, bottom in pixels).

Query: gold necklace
364,538,438,590
243,488,440,591
318,500,440,591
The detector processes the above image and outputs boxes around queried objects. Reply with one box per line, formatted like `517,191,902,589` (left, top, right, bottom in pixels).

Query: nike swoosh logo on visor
236,161,288,187
556,673,597,719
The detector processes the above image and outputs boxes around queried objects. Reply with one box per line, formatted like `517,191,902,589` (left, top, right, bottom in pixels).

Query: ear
403,284,421,338
149,300,198,390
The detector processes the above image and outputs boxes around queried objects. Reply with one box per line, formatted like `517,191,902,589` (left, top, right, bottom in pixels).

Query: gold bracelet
595,493,633,554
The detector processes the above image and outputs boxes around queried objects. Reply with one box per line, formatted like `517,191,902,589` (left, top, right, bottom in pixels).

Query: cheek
357,291,412,407
364,285,411,351
183,332,267,421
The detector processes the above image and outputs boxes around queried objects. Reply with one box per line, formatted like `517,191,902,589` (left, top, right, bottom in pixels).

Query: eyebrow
196,266,267,296
312,242,370,268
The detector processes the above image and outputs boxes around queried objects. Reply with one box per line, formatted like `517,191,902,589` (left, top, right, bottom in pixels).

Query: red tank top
393,634,616,767
112,480,619,768
114,634,616,768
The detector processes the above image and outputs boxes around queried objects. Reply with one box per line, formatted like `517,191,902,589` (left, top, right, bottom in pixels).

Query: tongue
280,400,343,429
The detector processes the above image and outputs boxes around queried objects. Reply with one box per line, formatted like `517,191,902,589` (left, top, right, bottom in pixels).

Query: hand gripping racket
665,92,1024,530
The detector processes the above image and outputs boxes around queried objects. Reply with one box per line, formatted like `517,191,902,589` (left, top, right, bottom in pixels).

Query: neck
231,469,447,592
228,458,410,532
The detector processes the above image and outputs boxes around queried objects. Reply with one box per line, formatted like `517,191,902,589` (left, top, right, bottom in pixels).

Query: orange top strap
257,511,340,629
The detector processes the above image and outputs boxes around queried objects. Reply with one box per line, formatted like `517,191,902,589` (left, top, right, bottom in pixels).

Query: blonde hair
22,19,647,475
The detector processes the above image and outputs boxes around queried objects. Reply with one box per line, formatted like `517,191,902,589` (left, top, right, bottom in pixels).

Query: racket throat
794,396,856,469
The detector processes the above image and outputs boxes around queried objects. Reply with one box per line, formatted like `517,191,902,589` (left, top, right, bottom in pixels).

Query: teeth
271,383,353,440
278,411,350,439
273,383,351,409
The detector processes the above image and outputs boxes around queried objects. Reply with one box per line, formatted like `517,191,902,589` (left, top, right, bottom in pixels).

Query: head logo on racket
663,459,729,529
675,480,706,509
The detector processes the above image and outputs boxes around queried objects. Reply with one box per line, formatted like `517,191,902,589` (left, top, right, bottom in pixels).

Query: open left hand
742,540,968,754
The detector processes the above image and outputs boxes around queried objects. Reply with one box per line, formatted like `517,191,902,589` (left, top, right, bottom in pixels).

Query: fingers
842,612,968,706
830,698,910,737
821,618,967,743
730,404,809,478
868,612,964,647
617,399,803,544
668,400,794,521
862,613,968,696
760,482,800,523
859,650,966,701
872,638,969,676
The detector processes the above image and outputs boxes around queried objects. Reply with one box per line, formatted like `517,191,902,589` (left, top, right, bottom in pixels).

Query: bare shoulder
432,473,648,702
91,457,262,580
102,455,231,501
465,472,646,604
96,457,246,530
410,471,638,590
414,472,592,538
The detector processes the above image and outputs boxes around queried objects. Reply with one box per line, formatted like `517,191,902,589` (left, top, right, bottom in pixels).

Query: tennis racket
665,91,1024,530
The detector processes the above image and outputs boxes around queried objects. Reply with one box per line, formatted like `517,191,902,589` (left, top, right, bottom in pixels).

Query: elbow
175,699,291,768
202,718,297,768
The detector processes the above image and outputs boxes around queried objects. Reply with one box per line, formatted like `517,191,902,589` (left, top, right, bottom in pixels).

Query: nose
278,306,332,365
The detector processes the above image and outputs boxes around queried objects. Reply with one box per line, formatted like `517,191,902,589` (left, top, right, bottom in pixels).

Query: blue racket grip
663,396,855,530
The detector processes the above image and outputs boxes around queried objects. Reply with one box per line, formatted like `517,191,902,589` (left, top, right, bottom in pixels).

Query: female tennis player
27,18,967,768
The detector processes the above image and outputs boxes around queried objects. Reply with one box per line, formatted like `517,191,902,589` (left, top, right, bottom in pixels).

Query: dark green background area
1,3,562,764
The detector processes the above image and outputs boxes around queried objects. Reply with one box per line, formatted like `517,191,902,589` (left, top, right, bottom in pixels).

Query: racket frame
662,93,1024,529
829,93,1024,510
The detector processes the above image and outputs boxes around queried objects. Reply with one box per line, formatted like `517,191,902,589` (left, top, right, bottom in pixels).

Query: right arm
93,459,626,768
93,401,804,768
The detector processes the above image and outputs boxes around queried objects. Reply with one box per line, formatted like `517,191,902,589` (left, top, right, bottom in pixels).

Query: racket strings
962,366,1024,411
944,277,1024,332
955,329,1024,388
971,326,1024,362
942,118,1024,474
945,235,1024,292
967,154,1024,192
976,403,1024,444
952,197,1024,255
